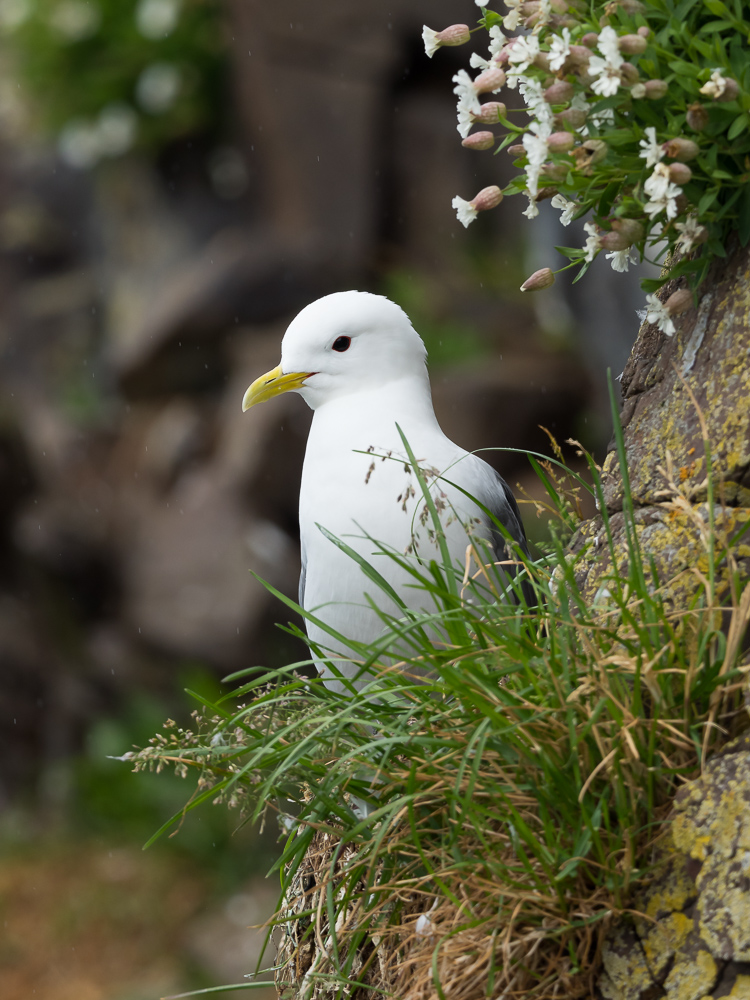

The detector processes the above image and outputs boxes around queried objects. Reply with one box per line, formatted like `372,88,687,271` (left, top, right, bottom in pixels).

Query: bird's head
242,290,428,412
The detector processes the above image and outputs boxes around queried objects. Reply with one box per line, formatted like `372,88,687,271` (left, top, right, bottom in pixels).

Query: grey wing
483,468,534,605
485,468,529,561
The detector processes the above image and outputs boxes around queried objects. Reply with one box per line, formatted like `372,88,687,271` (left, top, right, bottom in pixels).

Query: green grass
128,415,750,999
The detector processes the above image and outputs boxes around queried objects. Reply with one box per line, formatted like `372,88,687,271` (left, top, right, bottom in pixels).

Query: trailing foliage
430,0,750,329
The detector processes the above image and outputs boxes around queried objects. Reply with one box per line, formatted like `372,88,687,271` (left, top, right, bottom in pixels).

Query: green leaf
553,245,586,260
668,59,700,77
640,276,668,293
698,189,719,214
727,113,749,141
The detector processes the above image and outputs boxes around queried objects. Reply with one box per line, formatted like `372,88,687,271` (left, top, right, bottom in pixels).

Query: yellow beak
241,364,313,411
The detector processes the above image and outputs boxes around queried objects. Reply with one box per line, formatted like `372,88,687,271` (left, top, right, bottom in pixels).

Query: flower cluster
424,0,750,336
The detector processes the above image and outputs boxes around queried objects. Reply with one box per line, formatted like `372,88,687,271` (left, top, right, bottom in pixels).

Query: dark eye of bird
332,336,351,352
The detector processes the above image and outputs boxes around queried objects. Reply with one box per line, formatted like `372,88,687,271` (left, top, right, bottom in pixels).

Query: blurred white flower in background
58,118,102,168
58,103,138,168
136,0,181,40
96,102,138,156
136,61,181,114
49,1,101,42
0,0,31,32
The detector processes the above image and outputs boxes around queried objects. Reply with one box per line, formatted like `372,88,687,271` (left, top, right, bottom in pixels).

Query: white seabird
242,291,530,690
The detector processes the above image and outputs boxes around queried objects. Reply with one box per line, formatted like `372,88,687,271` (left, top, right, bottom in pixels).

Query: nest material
272,826,605,1000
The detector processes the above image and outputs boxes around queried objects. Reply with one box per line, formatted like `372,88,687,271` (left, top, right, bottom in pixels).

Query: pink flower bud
577,138,607,165
565,45,592,68
474,68,506,94
440,24,471,45
547,131,575,152
520,268,555,292
686,103,709,131
644,79,668,100
472,185,503,212
544,80,575,103
637,25,651,37
496,40,519,66
581,32,599,48
620,63,640,85
618,34,647,54
665,288,693,316
716,78,739,102
668,162,692,185
611,218,644,243
599,231,632,251
541,161,568,181
473,101,507,124
461,131,495,151
422,24,470,57
533,52,551,71
555,107,588,128
663,137,700,162
507,143,526,156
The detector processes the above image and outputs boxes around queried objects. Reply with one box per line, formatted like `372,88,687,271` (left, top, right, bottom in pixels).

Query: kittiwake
242,290,530,690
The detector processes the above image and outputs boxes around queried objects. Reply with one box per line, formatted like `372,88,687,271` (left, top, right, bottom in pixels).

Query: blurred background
0,1,647,998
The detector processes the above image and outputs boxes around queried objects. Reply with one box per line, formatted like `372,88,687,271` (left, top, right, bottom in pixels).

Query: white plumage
243,291,528,689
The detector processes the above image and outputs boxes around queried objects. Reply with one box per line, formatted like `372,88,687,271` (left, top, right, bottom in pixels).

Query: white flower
136,62,182,114
422,25,441,58
699,69,728,99
522,192,539,219
597,25,622,64
452,69,481,113
638,126,664,168
590,62,621,96
675,215,706,252
606,248,637,272
590,106,615,126
551,193,577,226
537,0,553,27
469,24,507,69
49,1,101,41
456,100,474,138
452,195,477,227
589,25,624,97
583,221,602,262
519,76,554,130
502,0,523,30
643,163,681,220
507,34,540,83
136,0,181,40
470,52,490,70
645,293,676,336
488,25,506,58
548,28,571,72
522,118,552,197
